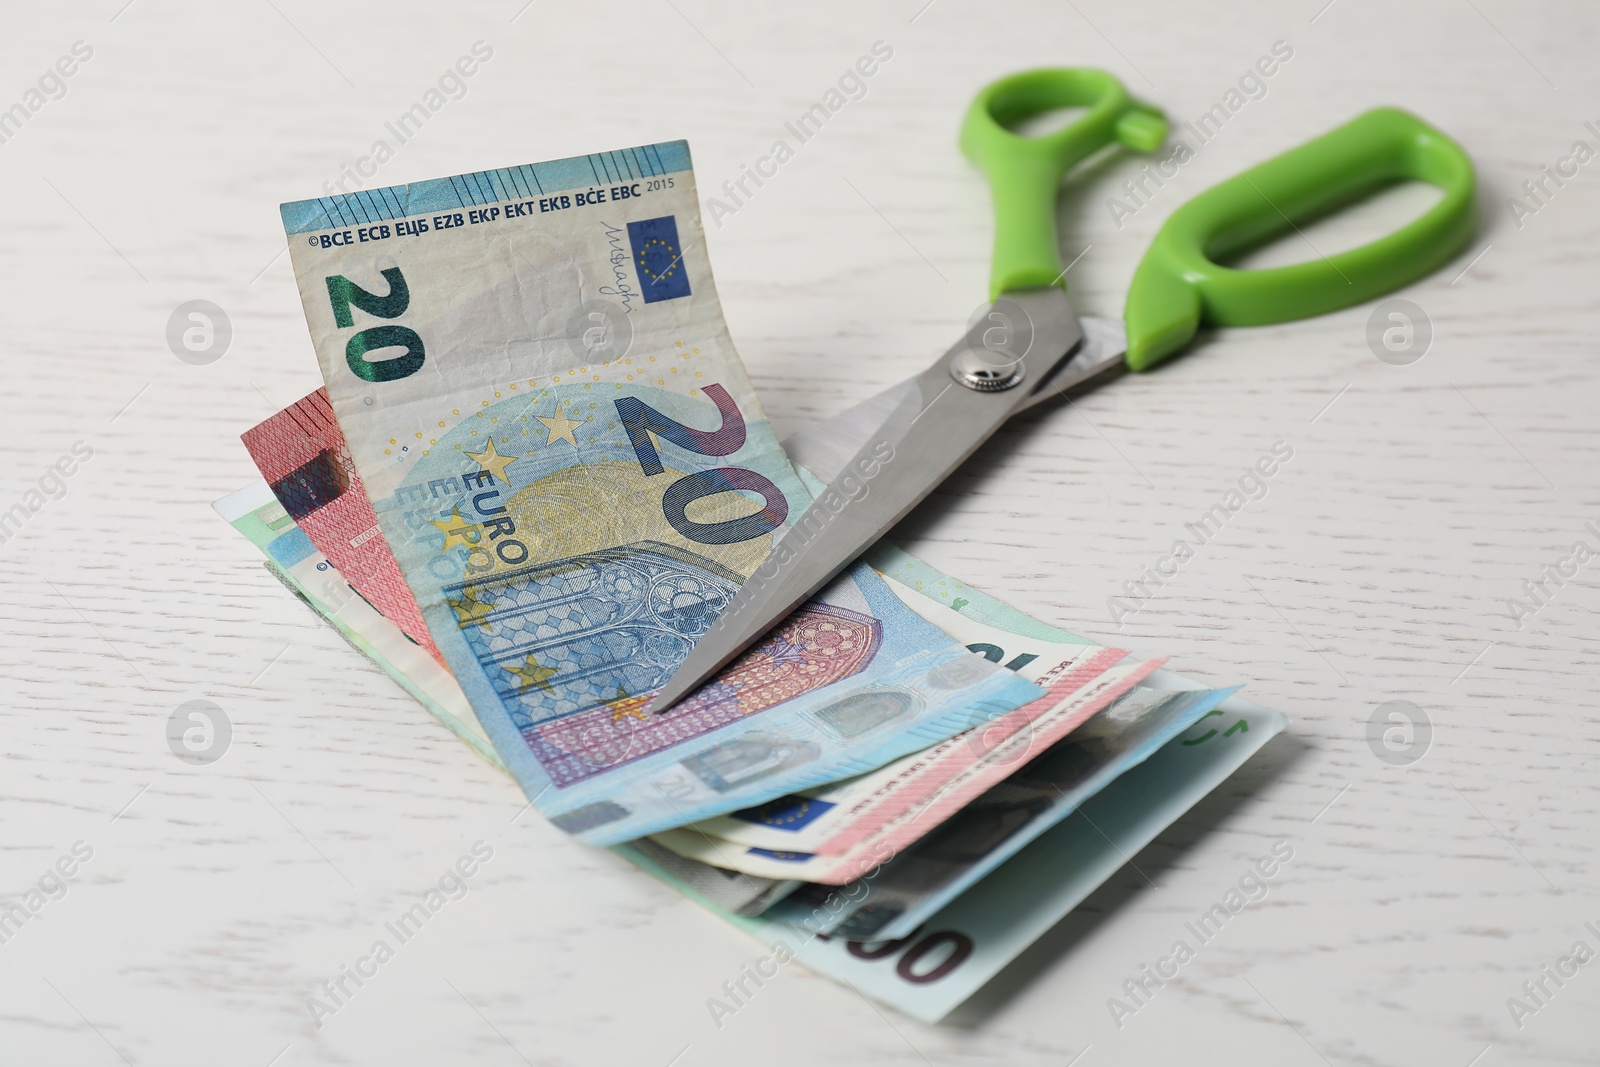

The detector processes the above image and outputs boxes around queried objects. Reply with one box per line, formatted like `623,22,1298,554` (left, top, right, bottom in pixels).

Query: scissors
646,67,1476,714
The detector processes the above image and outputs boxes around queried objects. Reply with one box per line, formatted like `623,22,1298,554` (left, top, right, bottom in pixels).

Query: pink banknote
812,646,1143,855
805,655,1168,882
242,389,441,663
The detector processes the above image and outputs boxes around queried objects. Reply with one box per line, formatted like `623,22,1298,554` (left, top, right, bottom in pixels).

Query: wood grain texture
1,0,1596,1064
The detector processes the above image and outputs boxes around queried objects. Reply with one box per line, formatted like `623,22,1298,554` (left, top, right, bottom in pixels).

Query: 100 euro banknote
278,141,1038,844
672,683,1284,1024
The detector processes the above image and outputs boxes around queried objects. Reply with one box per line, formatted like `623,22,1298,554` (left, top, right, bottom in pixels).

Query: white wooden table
3,1,1596,1063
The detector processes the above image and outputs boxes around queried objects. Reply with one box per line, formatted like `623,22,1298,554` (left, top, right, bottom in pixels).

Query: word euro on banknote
279,142,1039,845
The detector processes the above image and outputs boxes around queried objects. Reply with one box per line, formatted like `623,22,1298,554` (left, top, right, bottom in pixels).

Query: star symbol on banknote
504,654,558,695
761,801,812,826
465,438,517,484
447,587,493,629
537,403,582,447
429,507,481,550
610,695,649,723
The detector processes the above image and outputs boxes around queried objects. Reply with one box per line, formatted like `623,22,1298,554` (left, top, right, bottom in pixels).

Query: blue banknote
376,382,1039,847
279,143,1040,845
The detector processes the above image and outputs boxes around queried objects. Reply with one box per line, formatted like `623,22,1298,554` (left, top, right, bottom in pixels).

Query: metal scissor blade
1017,313,1128,413
781,377,922,488
645,288,1083,714
784,314,1128,484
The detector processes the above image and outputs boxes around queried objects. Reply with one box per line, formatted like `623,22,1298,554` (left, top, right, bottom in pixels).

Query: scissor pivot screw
950,350,1024,391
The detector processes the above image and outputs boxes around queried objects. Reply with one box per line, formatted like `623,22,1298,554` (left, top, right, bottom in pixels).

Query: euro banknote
278,142,1040,844
647,655,1168,883
216,482,1285,1020
665,687,1285,1023
672,646,1132,862
765,683,1241,943
242,388,441,662
236,389,1046,856
684,581,1141,854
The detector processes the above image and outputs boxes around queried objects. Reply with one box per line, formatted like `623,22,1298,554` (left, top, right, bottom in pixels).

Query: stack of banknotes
215,140,1285,1022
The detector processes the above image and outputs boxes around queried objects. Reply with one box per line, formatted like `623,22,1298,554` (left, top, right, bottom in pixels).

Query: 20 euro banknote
233,391,1036,851
278,142,1039,844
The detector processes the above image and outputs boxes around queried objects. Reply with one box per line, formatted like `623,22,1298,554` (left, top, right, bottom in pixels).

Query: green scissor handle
1123,107,1477,371
961,69,1166,298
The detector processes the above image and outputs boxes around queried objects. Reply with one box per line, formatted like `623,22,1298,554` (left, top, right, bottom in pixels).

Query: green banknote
213,482,503,769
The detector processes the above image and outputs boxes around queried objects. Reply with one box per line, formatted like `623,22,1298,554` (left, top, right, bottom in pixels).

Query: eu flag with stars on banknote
628,215,692,303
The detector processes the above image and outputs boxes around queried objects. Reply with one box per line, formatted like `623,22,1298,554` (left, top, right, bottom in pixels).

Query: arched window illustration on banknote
444,540,885,786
